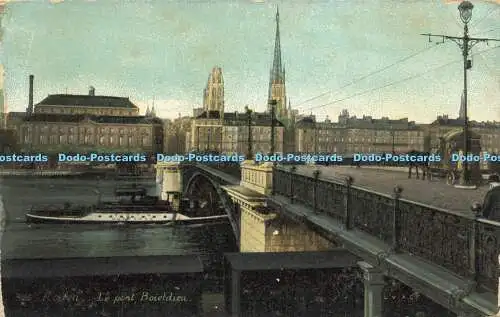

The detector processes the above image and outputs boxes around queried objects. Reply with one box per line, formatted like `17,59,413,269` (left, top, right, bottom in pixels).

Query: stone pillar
358,261,385,317
231,269,241,317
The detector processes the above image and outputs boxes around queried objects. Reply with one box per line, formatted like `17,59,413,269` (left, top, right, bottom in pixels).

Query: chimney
89,86,95,96
28,74,34,107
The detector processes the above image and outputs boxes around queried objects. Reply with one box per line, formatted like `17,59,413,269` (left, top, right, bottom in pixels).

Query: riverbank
0,169,154,179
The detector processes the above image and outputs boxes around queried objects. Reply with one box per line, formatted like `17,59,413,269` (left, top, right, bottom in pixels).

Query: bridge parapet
240,160,273,195
272,166,500,296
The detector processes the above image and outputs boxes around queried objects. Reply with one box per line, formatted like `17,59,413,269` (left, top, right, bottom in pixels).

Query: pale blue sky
1,0,499,122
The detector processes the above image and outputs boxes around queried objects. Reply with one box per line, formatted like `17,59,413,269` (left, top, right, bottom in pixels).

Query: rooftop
22,113,162,124
36,94,138,109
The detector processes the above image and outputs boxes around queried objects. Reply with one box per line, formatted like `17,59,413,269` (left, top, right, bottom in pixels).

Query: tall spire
270,6,283,85
458,91,465,121
268,6,287,118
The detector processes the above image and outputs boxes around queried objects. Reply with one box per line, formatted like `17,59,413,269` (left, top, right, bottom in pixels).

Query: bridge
155,161,500,317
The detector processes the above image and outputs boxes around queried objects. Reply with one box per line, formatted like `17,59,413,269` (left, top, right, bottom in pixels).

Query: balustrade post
271,168,275,196
313,169,321,213
470,202,482,283
290,166,297,203
392,186,403,253
358,261,385,317
344,176,353,229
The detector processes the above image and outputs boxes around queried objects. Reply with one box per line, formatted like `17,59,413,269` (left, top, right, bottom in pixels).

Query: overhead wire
294,45,439,108
303,45,500,112
471,6,500,29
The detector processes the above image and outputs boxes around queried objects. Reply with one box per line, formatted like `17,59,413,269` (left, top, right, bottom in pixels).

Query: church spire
270,6,283,85
150,98,156,117
268,6,287,117
458,91,465,121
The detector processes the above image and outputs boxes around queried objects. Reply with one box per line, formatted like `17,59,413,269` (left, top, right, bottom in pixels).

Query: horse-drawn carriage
427,129,491,185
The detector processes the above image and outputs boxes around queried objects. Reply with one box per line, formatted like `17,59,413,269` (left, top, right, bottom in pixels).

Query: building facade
295,110,425,155
188,112,284,155
7,76,163,157
426,115,500,153
186,66,285,156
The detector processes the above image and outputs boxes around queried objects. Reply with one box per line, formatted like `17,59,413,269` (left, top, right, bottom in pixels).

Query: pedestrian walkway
293,165,489,212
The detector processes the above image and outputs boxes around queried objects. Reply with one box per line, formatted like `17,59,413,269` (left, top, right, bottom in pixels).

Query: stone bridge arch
182,166,240,245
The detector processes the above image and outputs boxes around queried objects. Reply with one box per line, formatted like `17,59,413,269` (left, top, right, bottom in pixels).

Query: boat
25,186,229,225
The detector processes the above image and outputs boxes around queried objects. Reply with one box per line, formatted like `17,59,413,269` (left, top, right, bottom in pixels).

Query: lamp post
421,1,500,187
196,126,200,152
269,99,277,156
314,120,318,154
390,130,395,154
207,128,211,152
245,106,253,160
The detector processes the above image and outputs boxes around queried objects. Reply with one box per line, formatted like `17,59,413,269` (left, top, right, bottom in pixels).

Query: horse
407,150,432,180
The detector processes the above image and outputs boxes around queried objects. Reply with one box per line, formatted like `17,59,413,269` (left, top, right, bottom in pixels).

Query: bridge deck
292,165,489,212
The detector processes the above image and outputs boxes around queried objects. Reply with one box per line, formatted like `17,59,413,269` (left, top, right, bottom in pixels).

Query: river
0,176,237,316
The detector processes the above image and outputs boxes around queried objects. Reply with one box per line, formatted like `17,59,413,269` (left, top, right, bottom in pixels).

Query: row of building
3,8,500,158
3,76,163,159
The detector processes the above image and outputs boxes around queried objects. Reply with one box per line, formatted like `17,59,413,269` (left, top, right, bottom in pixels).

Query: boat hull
25,213,228,225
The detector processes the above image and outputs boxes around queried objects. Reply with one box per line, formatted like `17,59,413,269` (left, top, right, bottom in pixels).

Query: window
128,136,133,146
99,136,105,145
119,136,124,146
69,135,75,144
59,135,66,144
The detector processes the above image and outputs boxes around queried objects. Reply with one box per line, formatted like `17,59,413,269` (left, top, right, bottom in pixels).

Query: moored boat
25,186,228,225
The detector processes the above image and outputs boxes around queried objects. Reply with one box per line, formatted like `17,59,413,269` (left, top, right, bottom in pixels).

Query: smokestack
27,75,34,115
89,86,95,96
29,75,34,106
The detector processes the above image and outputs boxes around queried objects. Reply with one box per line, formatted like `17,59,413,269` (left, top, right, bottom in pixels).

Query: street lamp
458,1,473,24
458,1,473,186
196,126,200,152
421,0,500,187
207,128,211,152
269,99,277,155
390,130,395,154
314,120,318,153
245,106,253,160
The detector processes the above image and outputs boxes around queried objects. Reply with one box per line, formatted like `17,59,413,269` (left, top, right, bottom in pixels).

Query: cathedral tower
268,7,288,120
203,66,225,117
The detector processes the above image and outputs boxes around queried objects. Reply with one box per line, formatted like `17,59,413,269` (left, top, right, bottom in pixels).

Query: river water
0,177,237,260
0,177,237,316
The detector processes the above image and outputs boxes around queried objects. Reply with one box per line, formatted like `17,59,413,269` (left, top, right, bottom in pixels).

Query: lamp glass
458,1,473,24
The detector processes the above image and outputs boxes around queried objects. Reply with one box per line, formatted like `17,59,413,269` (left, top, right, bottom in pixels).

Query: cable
303,45,500,112
471,7,500,29
294,45,438,108
474,26,500,36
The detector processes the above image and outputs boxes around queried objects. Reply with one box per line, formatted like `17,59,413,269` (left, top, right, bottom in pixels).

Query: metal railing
272,166,499,293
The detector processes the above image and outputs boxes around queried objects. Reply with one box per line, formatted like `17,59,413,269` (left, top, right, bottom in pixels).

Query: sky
0,0,498,123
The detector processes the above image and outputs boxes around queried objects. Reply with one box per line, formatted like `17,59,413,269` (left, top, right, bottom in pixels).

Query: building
268,8,289,122
190,111,284,154
163,116,192,154
7,75,163,159
186,67,285,155
426,114,500,153
267,7,295,152
295,110,425,154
